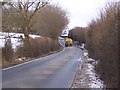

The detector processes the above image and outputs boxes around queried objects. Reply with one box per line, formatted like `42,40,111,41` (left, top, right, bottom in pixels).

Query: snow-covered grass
83,51,105,88
0,32,40,50
86,63,104,88
71,48,105,88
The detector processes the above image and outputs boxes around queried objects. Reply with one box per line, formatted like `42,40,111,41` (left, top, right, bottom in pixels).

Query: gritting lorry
65,38,73,47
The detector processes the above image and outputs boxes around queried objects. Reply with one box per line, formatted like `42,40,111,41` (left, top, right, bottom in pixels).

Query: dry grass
2,37,62,68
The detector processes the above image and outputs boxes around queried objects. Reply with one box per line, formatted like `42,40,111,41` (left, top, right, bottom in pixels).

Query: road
2,46,83,88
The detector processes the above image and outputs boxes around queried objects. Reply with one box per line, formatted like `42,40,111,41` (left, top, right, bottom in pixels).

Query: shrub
86,2,118,88
2,38,14,63
16,37,61,58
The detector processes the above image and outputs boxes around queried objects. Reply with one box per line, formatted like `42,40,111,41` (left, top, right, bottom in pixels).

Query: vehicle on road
61,30,69,38
65,38,73,47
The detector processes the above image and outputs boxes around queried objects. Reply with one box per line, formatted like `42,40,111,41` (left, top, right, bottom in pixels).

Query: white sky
52,0,118,29
1,0,118,29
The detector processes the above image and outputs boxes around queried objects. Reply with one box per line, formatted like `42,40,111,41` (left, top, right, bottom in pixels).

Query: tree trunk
23,32,30,58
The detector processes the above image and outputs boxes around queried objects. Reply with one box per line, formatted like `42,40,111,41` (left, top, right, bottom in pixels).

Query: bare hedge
16,37,61,58
86,2,119,88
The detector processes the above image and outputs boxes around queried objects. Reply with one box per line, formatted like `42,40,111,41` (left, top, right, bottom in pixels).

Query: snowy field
0,32,40,50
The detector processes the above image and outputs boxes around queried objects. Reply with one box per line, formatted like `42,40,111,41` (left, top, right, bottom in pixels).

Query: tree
2,38,14,62
3,0,49,57
32,4,69,40
69,27,86,44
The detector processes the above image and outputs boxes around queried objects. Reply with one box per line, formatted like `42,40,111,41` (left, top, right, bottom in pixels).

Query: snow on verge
71,50,105,88
83,51,104,88
86,59,104,88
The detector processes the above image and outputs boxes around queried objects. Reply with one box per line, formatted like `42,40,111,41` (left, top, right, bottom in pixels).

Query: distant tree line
68,27,86,45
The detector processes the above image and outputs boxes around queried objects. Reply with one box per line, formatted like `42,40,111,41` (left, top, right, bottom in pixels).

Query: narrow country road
2,46,83,88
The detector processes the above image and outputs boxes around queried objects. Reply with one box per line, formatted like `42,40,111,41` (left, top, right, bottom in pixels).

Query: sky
1,0,118,29
52,0,118,29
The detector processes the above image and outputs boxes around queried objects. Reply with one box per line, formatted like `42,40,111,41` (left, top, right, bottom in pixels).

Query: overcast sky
52,0,117,29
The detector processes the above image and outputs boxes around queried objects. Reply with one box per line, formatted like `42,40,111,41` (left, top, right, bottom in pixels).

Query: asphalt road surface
2,46,83,88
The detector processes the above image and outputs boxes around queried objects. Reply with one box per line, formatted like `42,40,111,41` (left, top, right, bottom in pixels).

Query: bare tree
6,0,49,35
32,4,69,40
3,0,49,57
69,27,86,44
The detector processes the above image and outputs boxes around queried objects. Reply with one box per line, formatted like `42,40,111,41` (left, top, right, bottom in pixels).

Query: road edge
3,48,65,71
68,57,82,88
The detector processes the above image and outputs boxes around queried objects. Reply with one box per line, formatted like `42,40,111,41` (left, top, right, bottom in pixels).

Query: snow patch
83,51,104,88
86,62,104,88
0,32,41,50
71,50,105,88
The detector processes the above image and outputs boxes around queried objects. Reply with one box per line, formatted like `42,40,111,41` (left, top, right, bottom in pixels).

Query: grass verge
2,47,63,69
